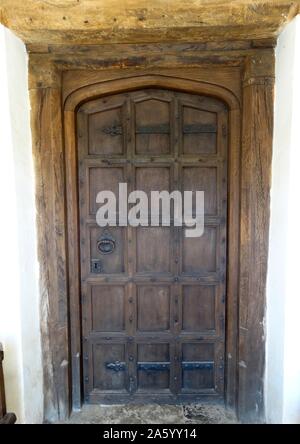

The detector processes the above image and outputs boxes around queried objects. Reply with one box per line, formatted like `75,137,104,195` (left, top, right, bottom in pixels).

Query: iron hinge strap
182,361,214,370
183,124,217,134
105,361,214,372
102,123,217,136
137,362,170,372
105,361,126,372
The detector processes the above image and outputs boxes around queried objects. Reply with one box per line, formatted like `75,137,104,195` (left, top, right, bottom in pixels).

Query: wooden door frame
29,44,274,423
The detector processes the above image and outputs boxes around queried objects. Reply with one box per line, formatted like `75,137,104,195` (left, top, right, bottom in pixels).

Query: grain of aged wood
0,0,299,45
238,54,275,422
62,71,241,411
30,87,70,421
77,89,228,403
21,21,277,421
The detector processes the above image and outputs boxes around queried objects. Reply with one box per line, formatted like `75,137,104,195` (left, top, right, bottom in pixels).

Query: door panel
78,88,228,403
137,286,171,332
88,166,125,216
135,166,171,196
181,166,218,215
181,106,217,155
182,227,217,274
91,285,125,333
137,343,171,391
88,108,125,155
181,343,215,391
92,343,127,391
86,95,127,156
89,226,126,274
135,98,171,155
182,286,216,332
136,227,172,273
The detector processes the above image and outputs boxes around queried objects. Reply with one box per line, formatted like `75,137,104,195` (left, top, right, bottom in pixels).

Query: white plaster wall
266,15,300,424
0,25,43,424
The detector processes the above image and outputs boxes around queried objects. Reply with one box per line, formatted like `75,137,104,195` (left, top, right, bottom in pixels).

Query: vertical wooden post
29,62,70,422
238,51,275,422
64,109,82,411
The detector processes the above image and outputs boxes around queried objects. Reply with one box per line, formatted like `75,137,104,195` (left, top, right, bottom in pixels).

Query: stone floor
56,404,238,424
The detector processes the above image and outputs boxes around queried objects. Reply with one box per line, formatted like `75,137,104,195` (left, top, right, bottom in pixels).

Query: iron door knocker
97,230,116,255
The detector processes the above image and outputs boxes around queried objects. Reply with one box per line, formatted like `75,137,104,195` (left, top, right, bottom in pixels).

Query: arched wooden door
77,88,228,404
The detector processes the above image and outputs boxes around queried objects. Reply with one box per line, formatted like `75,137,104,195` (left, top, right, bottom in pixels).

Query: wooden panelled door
77,88,228,404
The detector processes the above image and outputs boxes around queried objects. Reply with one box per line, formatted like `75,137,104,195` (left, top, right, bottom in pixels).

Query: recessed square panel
89,166,124,215
90,227,125,274
182,342,214,361
182,286,216,332
136,227,171,273
181,343,215,391
138,343,170,362
135,167,171,197
135,99,171,155
182,227,217,273
182,167,217,215
93,343,126,391
137,286,170,331
182,106,217,155
137,343,170,390
88,106,124,155
91,286,125,332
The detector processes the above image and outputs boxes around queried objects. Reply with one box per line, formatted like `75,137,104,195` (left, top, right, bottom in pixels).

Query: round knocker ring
97,235,116,255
